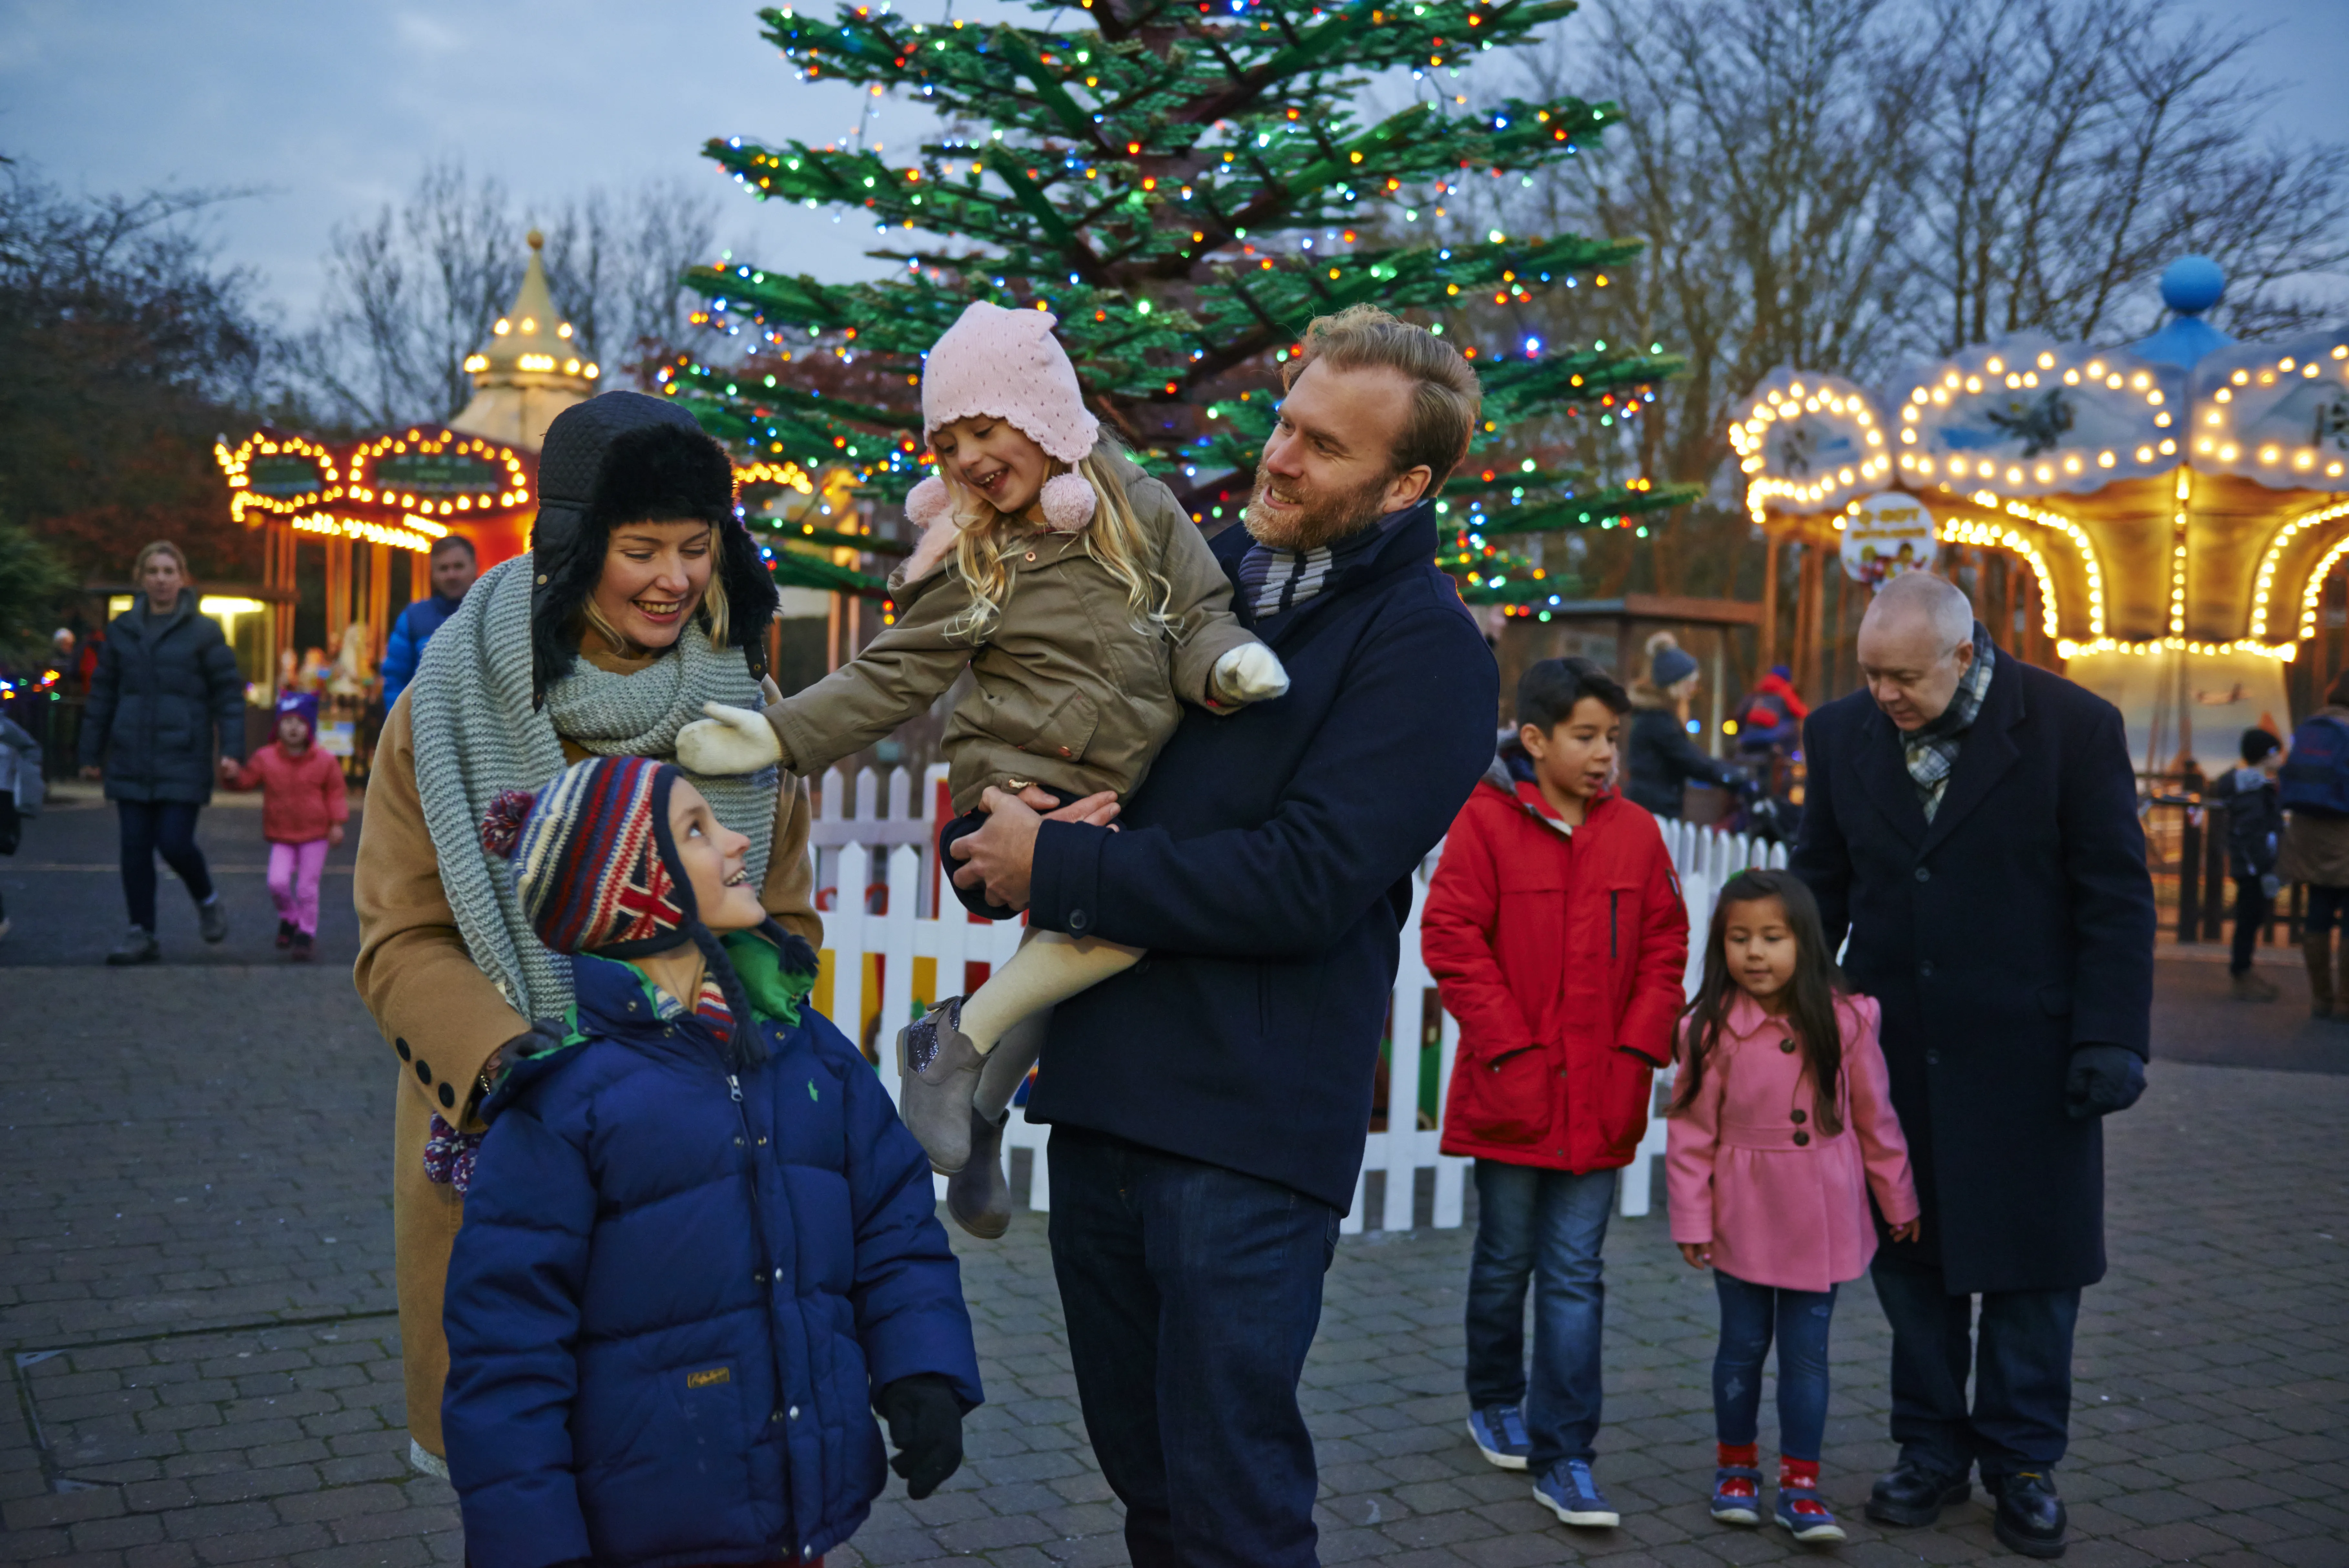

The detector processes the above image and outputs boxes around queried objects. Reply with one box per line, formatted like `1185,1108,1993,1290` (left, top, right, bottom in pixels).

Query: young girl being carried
679,301,1288,1232
1665,869,1921,1543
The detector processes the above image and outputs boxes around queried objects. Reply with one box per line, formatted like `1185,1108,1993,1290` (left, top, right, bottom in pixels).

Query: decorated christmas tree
671,0,1698,611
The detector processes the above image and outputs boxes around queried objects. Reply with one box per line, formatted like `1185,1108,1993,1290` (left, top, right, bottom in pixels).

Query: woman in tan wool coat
354,392,819,1476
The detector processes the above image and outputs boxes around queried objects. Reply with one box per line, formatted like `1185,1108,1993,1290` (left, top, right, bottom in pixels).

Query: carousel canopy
1731,258,2349,663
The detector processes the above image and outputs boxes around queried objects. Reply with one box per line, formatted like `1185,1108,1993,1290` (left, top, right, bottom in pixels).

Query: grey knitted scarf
408,554,778,1021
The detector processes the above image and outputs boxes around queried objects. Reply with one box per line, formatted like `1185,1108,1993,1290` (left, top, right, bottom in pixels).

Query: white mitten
1211,643,1291,706
676,701,784,775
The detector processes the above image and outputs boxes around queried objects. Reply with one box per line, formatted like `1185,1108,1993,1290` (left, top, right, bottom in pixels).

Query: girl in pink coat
1667,869,1920,1544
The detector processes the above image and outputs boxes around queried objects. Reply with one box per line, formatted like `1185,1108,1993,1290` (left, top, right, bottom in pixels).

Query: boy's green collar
590,925,817,1029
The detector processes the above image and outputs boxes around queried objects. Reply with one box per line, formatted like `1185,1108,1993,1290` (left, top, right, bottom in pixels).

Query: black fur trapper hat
528,390,779,707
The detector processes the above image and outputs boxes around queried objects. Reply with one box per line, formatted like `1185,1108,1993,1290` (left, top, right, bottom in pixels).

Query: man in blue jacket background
380,533,479,708
951,306,1499,1567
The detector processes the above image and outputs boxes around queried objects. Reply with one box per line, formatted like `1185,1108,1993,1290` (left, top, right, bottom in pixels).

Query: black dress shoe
1987,1470,2067,1558
1865,1457,1972,1527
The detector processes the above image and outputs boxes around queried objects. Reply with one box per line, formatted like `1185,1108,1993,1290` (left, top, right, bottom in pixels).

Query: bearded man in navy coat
1792,571,2154,1559
949,306,1498,1568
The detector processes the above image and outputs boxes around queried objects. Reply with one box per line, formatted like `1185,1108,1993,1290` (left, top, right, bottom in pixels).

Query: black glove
2064,1045,2146,1120
873,1372,964,1499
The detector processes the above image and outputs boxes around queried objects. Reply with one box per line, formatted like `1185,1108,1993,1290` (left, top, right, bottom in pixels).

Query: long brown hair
1670,868,1847,1135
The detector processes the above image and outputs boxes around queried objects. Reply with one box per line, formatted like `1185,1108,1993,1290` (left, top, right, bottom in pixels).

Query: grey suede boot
946,1110,1012,1240
897,998,985,1174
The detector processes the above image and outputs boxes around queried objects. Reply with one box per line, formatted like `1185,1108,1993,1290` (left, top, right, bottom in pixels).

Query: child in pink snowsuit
229,692,348,960
1666,868,1919,1544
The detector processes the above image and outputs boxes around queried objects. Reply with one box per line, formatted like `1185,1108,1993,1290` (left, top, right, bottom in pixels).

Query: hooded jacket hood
528,390,778,704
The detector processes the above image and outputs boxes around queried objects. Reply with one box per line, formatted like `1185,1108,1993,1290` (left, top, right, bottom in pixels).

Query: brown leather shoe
946,1110,1012,1240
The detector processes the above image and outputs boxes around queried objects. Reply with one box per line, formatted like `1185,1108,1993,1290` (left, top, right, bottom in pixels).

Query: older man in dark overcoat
1792,572,2154,1559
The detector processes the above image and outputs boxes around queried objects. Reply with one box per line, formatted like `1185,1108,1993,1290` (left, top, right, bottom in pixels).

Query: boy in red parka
1424,656,1688,1531
228,691,347,960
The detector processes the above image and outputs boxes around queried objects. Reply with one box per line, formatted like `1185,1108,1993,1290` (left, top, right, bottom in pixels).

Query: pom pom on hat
921,301,1100,466
1039,473,1097,532
480,789,537,860
904,475,954,531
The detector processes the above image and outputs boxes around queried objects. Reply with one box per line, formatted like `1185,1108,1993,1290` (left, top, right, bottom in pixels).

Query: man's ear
1952,637,1975,672
1387,464,1435,511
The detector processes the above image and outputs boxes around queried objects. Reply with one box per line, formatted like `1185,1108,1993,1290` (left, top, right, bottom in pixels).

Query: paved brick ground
3,799,2343,1565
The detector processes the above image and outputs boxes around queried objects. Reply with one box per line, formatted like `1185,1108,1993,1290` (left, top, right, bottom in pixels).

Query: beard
1241,461,1396,552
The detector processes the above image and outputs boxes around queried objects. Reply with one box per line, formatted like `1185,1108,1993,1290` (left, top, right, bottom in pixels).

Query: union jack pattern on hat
507,755,690,957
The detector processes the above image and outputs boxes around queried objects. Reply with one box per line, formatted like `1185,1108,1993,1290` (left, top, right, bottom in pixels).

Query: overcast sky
3,0,2344,330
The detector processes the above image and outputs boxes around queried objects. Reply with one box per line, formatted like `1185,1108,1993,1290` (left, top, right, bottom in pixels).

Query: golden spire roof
450,231,600,452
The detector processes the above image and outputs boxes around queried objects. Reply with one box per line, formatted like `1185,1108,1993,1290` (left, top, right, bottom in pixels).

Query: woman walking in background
77,540,246,964
1626,631,1749,820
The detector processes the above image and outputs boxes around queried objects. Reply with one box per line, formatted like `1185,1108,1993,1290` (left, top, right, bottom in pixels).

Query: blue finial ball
2161,256,2226,316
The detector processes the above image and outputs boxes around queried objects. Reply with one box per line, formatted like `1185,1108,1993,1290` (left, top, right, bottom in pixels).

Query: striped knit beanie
482,754,766,1068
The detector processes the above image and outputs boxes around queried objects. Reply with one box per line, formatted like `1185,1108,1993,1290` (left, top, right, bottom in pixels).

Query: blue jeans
117,800,212,932
1713,1270,1837,1461
1047,1127,1339,1568
1464,1160,1615,1470
1869,1245,2081,1477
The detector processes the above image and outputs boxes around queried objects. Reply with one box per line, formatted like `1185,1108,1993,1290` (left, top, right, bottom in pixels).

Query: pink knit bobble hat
917,301,1102,532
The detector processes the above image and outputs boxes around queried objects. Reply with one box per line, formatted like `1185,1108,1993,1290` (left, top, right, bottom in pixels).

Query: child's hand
1889,1219,1922,1244
1211,643,1290,705
677,702,784,775
873,1373,964,1499
1678,1242,1712,1270
329,824,345,847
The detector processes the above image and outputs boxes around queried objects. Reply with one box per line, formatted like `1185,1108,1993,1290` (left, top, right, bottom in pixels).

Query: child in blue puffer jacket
442,754,982,1568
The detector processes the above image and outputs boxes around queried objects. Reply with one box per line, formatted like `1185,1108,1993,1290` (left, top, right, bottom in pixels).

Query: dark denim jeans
117,799,212,932
1464,1160,1615,1471
1047,1127,1339,1568
1712,1270,1837,1461
2231,875,2272,975
1869,1246,2081,1477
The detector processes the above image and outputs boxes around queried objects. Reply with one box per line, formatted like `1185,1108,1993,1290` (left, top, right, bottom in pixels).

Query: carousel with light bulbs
1732,257,2349,776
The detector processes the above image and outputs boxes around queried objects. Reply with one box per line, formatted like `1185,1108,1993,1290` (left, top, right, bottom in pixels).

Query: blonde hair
1283,304,1482,485
132,540,191,584
938,445,1176,643
580,523,733,654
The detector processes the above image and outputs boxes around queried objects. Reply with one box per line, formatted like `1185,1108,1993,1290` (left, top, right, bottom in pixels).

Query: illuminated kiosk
1733,258,2349,772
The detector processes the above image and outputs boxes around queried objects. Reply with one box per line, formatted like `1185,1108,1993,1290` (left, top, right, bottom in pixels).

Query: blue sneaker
1776,1482,1848,1543
1711,1464,1764,1526
1533,1459,1620,1528
1466,1404,1532,1470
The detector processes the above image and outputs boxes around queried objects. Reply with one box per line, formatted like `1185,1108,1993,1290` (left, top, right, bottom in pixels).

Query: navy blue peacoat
79,595,247,803
1791,647,2154,1294
1024,501,1499,1212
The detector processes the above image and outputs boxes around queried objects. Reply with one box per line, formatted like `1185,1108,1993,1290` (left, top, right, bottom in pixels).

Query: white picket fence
805,764,1787,1231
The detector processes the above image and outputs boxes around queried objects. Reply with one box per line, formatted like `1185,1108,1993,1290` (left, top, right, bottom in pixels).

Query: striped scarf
1903,622,1995,821
1236,502,1418,623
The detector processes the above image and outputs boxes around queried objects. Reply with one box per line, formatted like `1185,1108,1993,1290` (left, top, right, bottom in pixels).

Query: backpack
2278,715,2349,816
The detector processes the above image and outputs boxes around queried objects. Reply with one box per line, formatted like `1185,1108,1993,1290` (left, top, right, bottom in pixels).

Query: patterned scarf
407,554,778,1024
1236,501,1422,624
1903,621,1995,822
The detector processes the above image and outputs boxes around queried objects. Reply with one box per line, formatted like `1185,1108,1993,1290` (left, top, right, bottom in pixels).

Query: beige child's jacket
760,443,1261,815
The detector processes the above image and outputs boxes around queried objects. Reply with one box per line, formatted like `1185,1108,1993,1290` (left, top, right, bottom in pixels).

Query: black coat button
1793,1130,1811,1147
395,1038,411,1061
437,1083,455,1109
416,1060,432,1085
1791,1108,1807,1124
1927,1050,1941,1065
1068,909,1090,933
1779,1038,1797,1054
1915,865,1931,882
1918,959,1935,978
